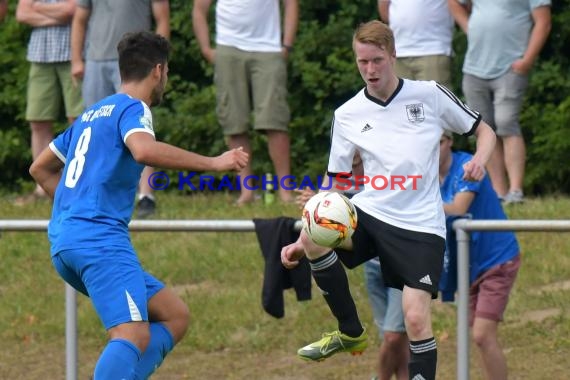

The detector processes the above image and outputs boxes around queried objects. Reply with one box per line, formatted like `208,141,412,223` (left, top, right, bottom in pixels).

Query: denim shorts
82,59,121,108
364,257,406,335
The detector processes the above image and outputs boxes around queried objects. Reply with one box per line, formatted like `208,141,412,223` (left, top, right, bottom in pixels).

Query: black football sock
309,251,363,337
408,337,437,380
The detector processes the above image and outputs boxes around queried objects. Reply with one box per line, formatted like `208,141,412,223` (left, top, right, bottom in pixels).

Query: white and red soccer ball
301,191,358,248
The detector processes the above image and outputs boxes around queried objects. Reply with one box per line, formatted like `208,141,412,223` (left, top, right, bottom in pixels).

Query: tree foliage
0,0,568,194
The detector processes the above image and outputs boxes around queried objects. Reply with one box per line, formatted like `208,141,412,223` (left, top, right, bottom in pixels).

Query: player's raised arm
125,131,248,173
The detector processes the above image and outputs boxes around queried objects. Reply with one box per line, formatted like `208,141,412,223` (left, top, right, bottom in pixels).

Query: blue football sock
94,339,141,380
133,322,175,379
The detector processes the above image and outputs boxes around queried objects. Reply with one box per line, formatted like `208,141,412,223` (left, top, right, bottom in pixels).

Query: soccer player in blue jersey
439,131,520,380
29,31,248,379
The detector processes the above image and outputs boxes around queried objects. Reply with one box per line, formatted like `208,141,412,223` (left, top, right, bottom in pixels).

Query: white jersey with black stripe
327,78,481,238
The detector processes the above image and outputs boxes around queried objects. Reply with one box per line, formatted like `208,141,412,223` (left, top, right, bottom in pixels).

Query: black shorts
336,206,445,298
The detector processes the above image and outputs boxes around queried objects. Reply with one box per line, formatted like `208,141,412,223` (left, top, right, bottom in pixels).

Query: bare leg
472,317,507,380
30,121,54,196
402,287,433,341
266,130,293,202
485,137,508,198
227,133,255,204
131,287,190,379
146,287,190,344
139,166,156,196
502,135,526,193
377,331,409,380
402,286,437,380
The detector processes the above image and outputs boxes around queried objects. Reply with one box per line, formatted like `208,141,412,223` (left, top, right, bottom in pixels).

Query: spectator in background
448,0,552,204
192,0,298,205
0,0,8,21
70,0,170,218
15,0,82,205
439,131,521,380
378,0,454,88
365,2,454,377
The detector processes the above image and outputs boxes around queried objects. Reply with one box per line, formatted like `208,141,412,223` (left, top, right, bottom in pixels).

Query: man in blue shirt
30,31,249,379
439,131,520,380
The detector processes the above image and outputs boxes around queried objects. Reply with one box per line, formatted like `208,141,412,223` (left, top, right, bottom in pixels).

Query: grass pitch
0,192,569,379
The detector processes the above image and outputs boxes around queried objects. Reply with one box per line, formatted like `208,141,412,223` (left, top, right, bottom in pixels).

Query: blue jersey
440,151,519,281
48,93,155,255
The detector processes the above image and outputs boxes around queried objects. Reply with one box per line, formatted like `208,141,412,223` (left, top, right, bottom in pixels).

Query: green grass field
0,192,569,379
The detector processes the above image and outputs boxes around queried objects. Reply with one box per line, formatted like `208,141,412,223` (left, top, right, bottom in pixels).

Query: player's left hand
463,160,486,182
281,240,305,269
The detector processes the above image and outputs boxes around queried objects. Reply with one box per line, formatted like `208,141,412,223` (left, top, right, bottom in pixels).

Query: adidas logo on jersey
361,123,373,132
419,275,432,285
412,375,427,380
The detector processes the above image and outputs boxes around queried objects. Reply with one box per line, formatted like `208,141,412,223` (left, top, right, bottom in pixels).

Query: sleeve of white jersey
435,82,482,136
327,113,356,176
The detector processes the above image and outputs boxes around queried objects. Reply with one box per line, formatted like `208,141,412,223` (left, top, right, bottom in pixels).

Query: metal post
454,226,471,380
65,284,78,380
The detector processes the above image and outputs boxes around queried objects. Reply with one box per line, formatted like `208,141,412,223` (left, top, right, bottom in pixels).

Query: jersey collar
364,78,404,107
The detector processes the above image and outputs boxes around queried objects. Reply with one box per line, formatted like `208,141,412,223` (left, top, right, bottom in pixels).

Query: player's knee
110,322,151,352
403,309,429,338
300,232,330,259
169,301,190,344
138,327,152,352
471,326,495,348
383,331,407,347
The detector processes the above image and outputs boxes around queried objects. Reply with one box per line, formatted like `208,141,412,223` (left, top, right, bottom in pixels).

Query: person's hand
295,187,316,209
71,59,84,87
281,240,305,269
463,160,485,181
511,58,533,75
214,147,248,172
203,47,216,64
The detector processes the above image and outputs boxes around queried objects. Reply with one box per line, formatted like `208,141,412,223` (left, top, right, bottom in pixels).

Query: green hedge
1,0,569,194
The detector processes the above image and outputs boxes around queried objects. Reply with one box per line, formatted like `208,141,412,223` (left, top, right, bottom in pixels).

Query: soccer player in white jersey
281,20,496,380
29,31,248,379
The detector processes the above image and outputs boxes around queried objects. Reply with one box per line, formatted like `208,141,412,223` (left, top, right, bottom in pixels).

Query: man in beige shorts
379,0,454,87
193,0,298,205
16,0,83,203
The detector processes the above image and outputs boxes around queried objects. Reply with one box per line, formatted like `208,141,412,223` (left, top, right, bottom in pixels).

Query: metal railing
0,219,301,380
2,218,569,380
452,219,570,380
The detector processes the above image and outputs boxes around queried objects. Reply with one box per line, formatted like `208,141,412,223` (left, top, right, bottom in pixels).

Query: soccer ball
301,191,358,248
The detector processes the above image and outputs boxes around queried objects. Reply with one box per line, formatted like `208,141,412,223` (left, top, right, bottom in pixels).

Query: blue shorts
364,257,406,335
52,246,164,330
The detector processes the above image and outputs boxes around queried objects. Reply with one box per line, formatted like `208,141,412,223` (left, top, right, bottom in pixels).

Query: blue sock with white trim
133,322,175,379
94,338,141,380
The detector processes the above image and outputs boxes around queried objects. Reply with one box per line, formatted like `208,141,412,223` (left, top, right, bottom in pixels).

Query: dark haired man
30,31,248,379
